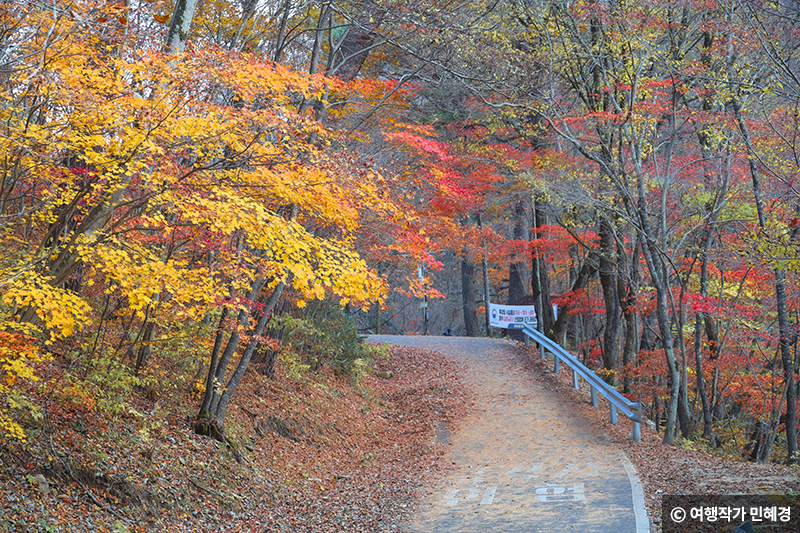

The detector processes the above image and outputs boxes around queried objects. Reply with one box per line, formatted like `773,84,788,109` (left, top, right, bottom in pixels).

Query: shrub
270,300,381,383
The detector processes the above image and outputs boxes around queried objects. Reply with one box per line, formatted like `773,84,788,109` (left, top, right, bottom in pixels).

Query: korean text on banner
488,303,538,330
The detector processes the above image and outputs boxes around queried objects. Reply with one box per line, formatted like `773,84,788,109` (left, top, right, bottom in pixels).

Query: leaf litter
4,338,797,533
0,344,473,532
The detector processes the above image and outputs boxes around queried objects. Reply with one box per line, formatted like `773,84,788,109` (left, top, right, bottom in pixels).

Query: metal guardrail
521,324,643,441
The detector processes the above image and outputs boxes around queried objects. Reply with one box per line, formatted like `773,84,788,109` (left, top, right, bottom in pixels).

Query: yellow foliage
0,332,49,441
0,0,390,365
1,273,91,342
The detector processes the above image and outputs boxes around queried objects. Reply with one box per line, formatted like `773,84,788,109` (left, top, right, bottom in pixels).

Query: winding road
368,335,650,533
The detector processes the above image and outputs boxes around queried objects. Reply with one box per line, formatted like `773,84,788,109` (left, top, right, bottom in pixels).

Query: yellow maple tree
0,1,394,440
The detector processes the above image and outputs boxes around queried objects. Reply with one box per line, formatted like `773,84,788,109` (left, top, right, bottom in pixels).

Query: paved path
368,335,649,533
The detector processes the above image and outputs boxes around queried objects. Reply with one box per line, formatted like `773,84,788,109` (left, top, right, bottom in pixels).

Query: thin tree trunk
461,250,479,337
674,284,692,439
272,0,292,62
214,282,285,424
229,0,258,51
551,259,597,341
482,255,490,336
776,268,798,463
308,5,330,75
598,217,620,377
206,276,266,415
693,312,714,440
621,237,640,394
298,5,331,115
477,212,491,336
695,240,716,441
633,160,681,445
531,200,555,337
677,340,692,438
198,307,230,416
134,320,156,375
732,96,798,464
508,200,529,305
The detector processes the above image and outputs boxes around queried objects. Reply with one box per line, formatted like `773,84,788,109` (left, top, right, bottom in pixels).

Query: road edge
619,452,651,533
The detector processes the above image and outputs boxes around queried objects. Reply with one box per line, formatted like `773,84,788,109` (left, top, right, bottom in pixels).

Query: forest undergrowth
0,344,473,532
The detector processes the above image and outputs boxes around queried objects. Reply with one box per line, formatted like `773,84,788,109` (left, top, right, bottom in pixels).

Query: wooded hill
2,0,800,497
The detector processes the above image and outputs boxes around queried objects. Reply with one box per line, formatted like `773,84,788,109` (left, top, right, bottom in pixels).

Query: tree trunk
308,5,330,75
298,5,332,116
621,238,640,394
551,259,597,342
208,283,265,415
214,282,285,423
675,291,692,439
477,211,491,336
598,217,620,377
198,307,230,417
693,312,714,440
634,164,681,445
481,254,490,337
461,250,480,337
196,281,285,439
651,259,680,445
165,0,200,53
508,200,529,305
776,268,798,463
692,133,730,443
272,0,292,62
531,200,555,337
134,320,156,375
329,10,382,81
196,276,267,435
677,364,692,438
694,245,716,442
229,0,259,51
19,184,125,325
732,95,798,464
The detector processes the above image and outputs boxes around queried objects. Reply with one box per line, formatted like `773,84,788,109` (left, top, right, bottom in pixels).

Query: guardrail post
522,324,642,444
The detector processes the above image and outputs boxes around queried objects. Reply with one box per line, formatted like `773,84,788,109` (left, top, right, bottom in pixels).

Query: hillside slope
0,344,472,532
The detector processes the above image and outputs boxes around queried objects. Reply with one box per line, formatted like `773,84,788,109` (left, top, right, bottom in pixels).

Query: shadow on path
368,335,650,533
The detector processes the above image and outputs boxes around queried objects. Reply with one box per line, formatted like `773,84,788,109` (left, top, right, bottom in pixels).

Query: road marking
480,486,497,505
444,488,479,505
506,464,542,479
444,487,498,506
442,461,603,506
535,484,586,502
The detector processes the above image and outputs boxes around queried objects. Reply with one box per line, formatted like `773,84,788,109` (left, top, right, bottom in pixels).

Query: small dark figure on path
443,328,453,336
